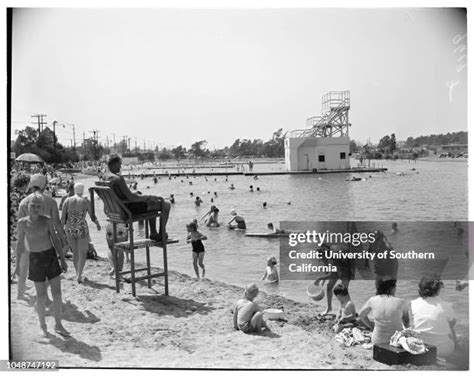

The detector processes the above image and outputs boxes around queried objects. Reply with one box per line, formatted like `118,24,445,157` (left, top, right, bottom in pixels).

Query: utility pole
66,123,76,149
31,114,47,135
134,137,137,151
52,120,58,151
113,133,116,152
90,130,100,144
121,136,128,153
143,140,146,152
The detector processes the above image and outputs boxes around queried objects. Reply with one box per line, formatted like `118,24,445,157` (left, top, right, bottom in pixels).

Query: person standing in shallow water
186,222,207,279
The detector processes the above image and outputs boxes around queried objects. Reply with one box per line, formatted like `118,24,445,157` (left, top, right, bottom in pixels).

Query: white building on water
285,91,351,171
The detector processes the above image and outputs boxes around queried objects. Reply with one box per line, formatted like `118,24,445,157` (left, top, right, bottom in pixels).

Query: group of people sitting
233,277,457,359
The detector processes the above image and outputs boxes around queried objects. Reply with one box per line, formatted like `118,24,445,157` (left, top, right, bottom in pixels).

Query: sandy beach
9,256,468,370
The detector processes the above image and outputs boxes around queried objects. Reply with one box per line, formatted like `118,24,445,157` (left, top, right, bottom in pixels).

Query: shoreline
9,257,468,370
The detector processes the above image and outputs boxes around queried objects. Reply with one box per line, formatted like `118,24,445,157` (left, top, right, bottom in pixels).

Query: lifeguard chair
89,182,177,297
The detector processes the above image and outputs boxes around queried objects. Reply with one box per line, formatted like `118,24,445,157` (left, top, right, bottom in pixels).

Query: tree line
12,124,466,164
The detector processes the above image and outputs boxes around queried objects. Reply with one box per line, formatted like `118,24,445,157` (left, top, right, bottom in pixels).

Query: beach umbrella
15,153,44,163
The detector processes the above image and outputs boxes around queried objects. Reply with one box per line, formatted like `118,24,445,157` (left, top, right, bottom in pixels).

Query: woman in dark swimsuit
186,222,208,279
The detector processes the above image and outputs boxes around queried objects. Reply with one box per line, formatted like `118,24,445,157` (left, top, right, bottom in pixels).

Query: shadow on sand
61,301,100,324
136,291,214,318
48,334,102,362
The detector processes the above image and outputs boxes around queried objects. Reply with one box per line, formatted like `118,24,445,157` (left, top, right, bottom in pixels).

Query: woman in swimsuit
186,221,207,279
228,209,246,230
61,183,101,283
16,193,69,337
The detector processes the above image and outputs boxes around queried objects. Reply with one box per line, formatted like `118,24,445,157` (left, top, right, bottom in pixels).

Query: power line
31,114,47,134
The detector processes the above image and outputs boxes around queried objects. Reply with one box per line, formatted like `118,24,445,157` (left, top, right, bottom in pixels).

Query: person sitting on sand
358,279,410,345
410,278,457,358
261,256,279,283
186,221,207,279
16,193,69,337
228,209,246,230
332,284,357,333
105,155,170,242
233,283,269,334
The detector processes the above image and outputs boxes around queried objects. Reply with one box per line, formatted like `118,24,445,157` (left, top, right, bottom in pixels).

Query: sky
10,7,467,149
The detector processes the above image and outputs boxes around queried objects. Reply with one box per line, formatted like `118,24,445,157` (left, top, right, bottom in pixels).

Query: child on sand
233,283,269,334
261,256,279,283
332,284,357,333
186,222,207,279
16,193,69,337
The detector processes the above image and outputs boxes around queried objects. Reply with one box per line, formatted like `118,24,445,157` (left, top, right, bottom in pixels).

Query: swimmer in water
391,222,398,234
229,183,235,190
194,196,203,207
263,202,267,209
228,209,246,230
267,223,285,234
261,256,279,283
249,185,254,192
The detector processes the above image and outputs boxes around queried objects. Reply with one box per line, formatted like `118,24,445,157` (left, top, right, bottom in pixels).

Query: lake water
74,158,469,337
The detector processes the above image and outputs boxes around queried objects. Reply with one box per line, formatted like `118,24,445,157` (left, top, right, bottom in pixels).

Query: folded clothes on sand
335,327,371,347
389,329,427,355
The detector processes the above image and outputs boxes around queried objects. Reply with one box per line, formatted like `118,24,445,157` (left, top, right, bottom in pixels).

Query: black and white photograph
4,3,471,371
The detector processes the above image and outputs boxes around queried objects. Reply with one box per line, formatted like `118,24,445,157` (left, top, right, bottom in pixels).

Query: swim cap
74,182,85,195
230,209,237,215
28,174,47,191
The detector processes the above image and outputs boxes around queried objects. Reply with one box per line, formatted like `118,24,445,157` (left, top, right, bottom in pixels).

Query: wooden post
129,221,136,296
113,223,119,293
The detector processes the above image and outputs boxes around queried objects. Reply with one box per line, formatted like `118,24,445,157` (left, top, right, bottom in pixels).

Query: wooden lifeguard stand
89,183,177,297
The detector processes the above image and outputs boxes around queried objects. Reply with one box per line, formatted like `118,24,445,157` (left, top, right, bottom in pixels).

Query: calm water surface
76,159,469,336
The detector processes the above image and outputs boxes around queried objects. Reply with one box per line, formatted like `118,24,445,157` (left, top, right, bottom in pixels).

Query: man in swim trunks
16,193,69,337
105,155,171,242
